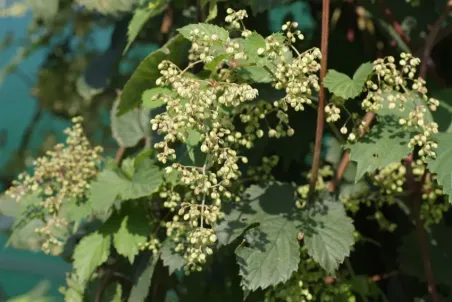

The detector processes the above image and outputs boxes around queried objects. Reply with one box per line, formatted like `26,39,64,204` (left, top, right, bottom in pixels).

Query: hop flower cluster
225,8,248,31
273,47,321,112
353,53,440,159
372,162,406,195
6,117,103,253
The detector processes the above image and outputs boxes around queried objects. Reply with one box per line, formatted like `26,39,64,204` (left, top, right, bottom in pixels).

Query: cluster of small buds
139,238,161,255
373,162,406,195
246,156,279,183
225,8,248,30
36,216,68,254
281,21,305,43
421,175,449,226
6,117,103,254
325,104,341,123
357,53,441,161
233,101,294,142
273,48,321,112
401,107,439,159
296,166,333,209
186,28,218,62
159,187,182,211
183,228,217,272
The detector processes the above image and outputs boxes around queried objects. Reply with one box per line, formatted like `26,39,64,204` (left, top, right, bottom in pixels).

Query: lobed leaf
346,115,413,182
236,217,300,291
89,159,163,213
323,62,373,100
73,232,111,282
298,193,355,273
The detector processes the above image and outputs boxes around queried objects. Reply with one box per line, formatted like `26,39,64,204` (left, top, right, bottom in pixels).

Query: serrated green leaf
128,254,158,302
178,23,229,42
346,115,412,182
298,193,355,273
236,217,300,291
113,204,151,263
398,224,452,286
111,96,150,147
425,133,452,203
160,240,185,274
118,34,190,115
215,182,296,246
73,232,111,282
89,159,163,213
238,66,272,83
142,87,175,109
124,3,167,54
323,62,373,100
242,32,268,66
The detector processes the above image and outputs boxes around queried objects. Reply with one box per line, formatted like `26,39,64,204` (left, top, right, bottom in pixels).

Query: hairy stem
308,0,330,201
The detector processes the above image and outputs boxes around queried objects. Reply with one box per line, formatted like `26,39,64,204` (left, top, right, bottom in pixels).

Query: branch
308,0,330,201
407,163,439,302
419,1,452,79
115,146,126,165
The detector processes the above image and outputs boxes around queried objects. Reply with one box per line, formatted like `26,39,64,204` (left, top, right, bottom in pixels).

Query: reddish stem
308,0,330,201
380,0,411,46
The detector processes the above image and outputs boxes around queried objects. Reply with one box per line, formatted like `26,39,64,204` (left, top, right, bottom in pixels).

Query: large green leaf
124,2,168,54
378,91,434,122
297,193,355,273
89,159,163,213
215,183,300,290
323,62,373,100
235,217,300,291
160,240,185,274
113,211,150,263
128,254,158,302
111,96,150,148
118,34,190,115
425,133,452,203
178,23,229,42
215,182,296,246
73,232,111,282
346,115,413,182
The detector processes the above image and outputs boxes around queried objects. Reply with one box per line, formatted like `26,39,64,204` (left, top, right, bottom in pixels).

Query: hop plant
6,117,103,253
